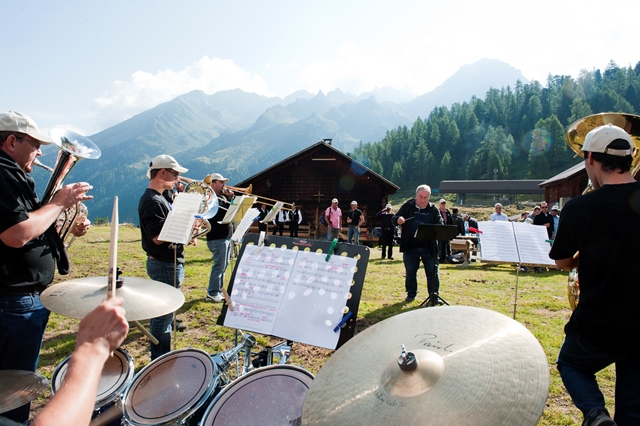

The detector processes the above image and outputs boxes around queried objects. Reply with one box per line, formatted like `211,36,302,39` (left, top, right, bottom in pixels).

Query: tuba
36,129,101,247
565,113,640,309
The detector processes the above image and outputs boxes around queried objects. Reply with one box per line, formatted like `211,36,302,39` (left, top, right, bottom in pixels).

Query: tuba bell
36,129,101,247
564,113,640,309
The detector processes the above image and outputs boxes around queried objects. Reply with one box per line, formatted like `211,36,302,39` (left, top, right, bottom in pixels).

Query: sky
2,0,638,136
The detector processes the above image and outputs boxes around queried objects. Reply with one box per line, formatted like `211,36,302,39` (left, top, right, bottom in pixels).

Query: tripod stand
414,224,457,308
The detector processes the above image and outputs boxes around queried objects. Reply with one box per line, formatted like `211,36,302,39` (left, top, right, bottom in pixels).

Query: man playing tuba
0,111,93,424
550,123,640,426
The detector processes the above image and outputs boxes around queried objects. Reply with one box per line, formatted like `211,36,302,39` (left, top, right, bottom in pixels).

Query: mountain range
34,58,528,224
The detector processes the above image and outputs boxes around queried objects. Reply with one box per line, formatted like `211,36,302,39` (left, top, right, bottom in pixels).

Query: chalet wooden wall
237,142,399,239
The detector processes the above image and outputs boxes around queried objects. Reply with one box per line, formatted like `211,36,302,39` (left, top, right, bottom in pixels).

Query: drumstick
221,288,233,311
107,196,119,300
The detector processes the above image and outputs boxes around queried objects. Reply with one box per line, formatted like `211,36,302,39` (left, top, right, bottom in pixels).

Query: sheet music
158,192,202,245
220,195,258,224
478,221,555,266
273,251,357,349
262,202,284,223
223,244,357,349
231,207,260,243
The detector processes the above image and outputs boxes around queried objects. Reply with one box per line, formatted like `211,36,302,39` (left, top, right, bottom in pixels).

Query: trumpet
34,129,101,248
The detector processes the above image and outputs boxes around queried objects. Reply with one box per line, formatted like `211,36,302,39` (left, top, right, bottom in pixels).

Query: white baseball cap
208,173,229,182
0,110,53,144
351,200,357,205
146,154,188,178
582,124,633,156
332,198,338,203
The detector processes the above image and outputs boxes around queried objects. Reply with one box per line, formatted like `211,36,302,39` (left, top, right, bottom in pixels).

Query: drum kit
1,293,551,425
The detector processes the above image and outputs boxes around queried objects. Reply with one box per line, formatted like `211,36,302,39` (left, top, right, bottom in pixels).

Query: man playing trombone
138,154,188,360
205,172,234,303
0,111,93,423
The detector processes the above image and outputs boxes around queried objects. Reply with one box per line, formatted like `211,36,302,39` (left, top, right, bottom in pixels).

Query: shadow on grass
357,300,420,333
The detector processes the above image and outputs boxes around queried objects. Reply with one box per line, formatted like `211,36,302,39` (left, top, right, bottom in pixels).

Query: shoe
381,256,385,260
583,409,616,426
388,257,394,260
205,293,224,303
176,322,187,332
405,296,415,302
176,317,184,324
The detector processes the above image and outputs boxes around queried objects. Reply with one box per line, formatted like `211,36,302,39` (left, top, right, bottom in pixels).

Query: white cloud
91,56,273,130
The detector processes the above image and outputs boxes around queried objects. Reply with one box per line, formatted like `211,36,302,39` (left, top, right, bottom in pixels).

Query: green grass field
31,223,614,425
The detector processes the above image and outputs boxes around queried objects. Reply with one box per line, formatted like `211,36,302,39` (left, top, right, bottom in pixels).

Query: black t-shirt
549,181,640,353
346,208,363,226
138,188,184,264
0,151,55,293
206,196,232,241
533,211,554,238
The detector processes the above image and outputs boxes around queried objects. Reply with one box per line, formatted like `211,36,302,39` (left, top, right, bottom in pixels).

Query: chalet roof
439,180,545,194
236,140,400,192
539,162,585,187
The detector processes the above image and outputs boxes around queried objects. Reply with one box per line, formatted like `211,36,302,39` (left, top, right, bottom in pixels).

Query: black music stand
414,224,458,308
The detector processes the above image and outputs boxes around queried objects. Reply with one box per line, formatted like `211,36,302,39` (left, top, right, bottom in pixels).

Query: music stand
414,224,457,308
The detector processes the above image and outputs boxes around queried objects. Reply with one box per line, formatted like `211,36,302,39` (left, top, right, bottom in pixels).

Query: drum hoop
200,364,314,425
52,347,134,409
122,348,218,426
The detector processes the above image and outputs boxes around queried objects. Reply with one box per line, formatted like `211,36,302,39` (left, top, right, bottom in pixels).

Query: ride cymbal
302,306,549,426
41,276,185,321
0,370,48,414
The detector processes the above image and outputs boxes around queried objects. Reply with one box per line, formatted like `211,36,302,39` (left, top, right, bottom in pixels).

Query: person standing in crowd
325,198,342,240
256,203,268,233
272,209,289,236
346,200,364,244
528,206,540,221
550,205,560,238
138,154,188,360
289,203,302,238
393,185,443,302
549,124,640,426
463,213,478,234
205,173,234,303
490,203,508,221
0,111,93,424
375,203,395,260
451,207,465,236
437,199,453,262
533,201,554,239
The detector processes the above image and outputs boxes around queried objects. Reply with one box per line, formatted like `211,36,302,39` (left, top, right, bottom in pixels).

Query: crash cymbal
0,370,48,414
41,276,185,321
302,306,549,426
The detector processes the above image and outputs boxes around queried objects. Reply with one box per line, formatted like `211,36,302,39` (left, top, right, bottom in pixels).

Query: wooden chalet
538,162,588,208
234,140,400,240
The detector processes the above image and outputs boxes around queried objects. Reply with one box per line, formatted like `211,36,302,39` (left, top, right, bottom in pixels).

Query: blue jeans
207,238,230,296
0,293,50,423
347,225,359,244
557,331,640,425
146,257,184,361
403,247,439,298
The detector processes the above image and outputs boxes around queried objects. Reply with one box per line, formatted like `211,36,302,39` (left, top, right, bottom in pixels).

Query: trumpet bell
49,128,102,160
566,113,640,174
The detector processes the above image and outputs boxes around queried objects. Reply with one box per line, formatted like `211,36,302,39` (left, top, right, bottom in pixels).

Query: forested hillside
354,60,640,187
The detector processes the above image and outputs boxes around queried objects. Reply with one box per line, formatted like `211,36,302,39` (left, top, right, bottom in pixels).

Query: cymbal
41,276,185,321
302,306,549,426
0,370,48,414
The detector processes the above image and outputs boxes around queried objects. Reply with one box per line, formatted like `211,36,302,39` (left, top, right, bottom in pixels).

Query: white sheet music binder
158,192,202,245
478,221,555,267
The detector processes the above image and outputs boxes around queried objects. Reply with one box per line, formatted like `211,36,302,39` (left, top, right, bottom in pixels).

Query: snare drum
122,348,220,426
52,347,134,423
200,364,314,425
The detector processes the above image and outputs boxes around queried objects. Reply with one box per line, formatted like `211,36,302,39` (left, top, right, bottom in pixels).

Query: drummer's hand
71,218,91,237
75,297,129,358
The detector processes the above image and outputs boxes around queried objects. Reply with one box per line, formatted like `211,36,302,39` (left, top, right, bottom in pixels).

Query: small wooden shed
234,140,400,239
538,162,588,207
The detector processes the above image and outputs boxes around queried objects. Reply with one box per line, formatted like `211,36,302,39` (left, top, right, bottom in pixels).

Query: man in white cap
205,172,234,303
550,124,640,426
0,110,93,423
324,198,342,240
138,154,188,360
346,200,364,244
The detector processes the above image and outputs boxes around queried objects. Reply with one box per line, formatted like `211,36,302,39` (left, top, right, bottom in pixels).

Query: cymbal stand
419,246,449,308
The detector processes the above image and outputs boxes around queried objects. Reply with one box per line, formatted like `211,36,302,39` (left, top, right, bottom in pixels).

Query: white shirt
490,212,509,221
